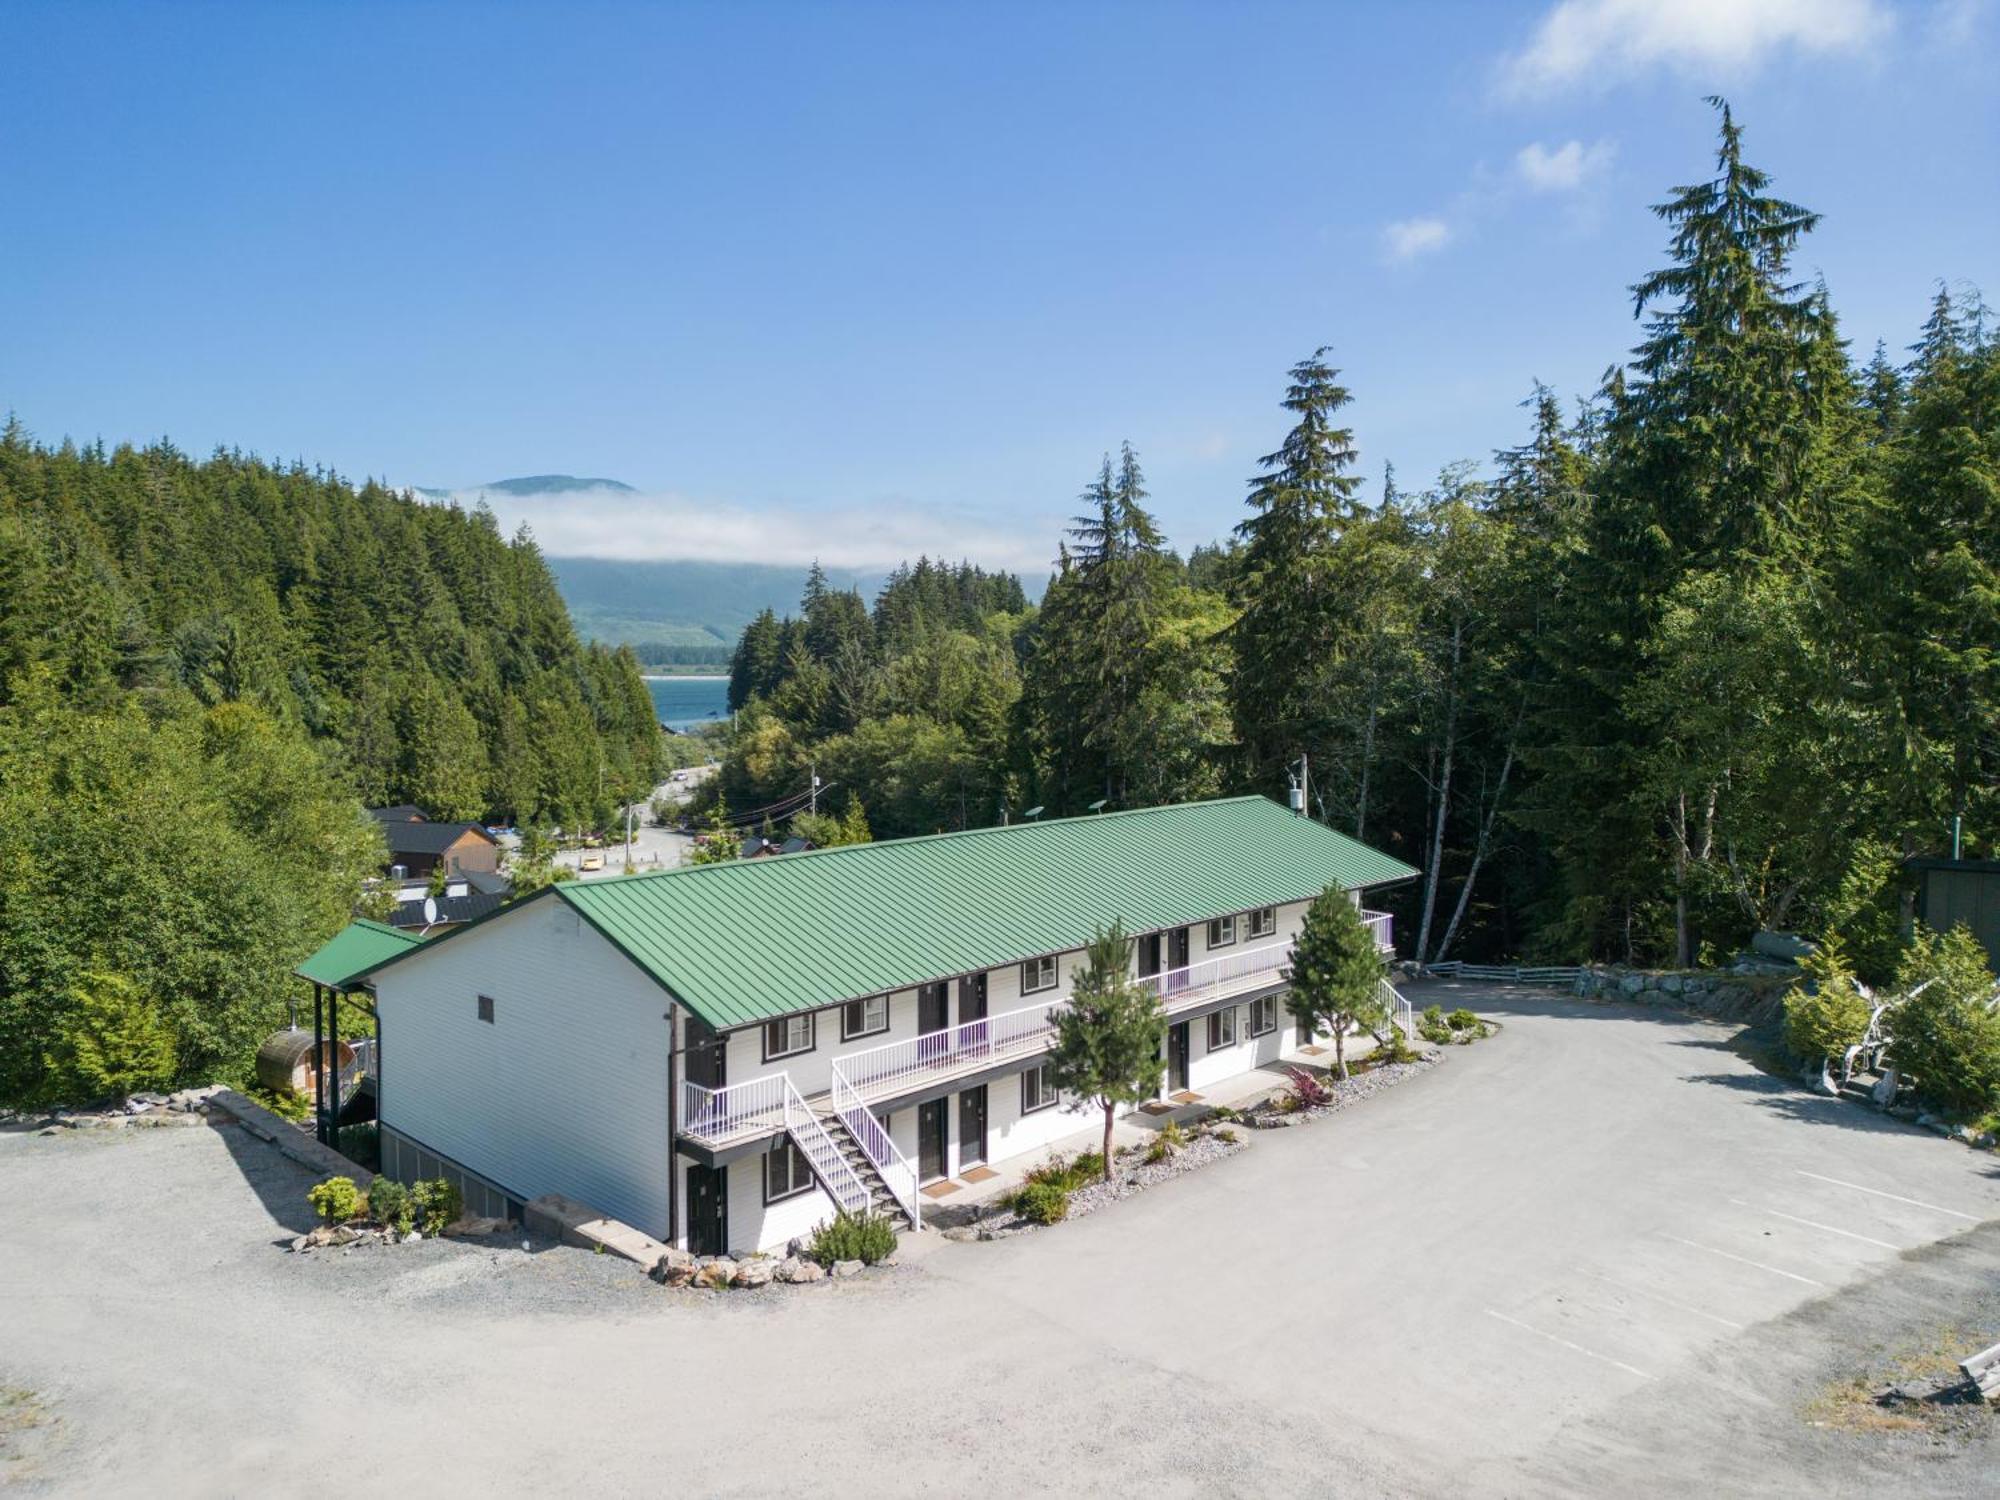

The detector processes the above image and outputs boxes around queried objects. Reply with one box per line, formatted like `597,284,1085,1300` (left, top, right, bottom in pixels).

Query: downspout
666,1011,680,1248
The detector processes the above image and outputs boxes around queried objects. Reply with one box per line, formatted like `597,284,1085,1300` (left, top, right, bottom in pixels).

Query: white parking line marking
1727,1200,1902,1252
1663,1235,1826,1287
1794,1172,1979,1222
1486,1309,1651,1380
1574,1267,1745,1330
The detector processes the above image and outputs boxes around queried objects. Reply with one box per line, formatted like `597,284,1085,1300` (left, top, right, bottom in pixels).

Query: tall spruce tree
1229,349,1366,795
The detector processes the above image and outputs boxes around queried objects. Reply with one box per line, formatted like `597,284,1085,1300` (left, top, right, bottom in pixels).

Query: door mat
960,1165,998,1183
1139,1101,1176,1115
1171,1091,1203,1105
920,1180,962,1199
1300,1045,1327,1056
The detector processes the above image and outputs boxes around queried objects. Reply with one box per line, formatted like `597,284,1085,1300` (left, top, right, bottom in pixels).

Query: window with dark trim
476,994,495,1024
1021,1062,1059,1114
1206,1006,1238,1050
1248,995,1276,1036
763,1012,815,1061
765,1140,814,1203
1207,914,1237,949
1021,955,1058,994
1247,906,1277,939
841,994,890,1042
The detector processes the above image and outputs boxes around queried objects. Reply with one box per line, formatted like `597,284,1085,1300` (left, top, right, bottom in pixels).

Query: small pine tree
1046,922,1166,1181
687,795,740,865
43,971,178,1102
1284,886,1387,1079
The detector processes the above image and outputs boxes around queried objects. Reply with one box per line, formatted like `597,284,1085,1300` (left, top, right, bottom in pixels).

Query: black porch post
312,983,327,1146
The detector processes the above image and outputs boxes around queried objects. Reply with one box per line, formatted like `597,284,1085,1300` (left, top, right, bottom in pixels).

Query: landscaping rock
731,1257,775,1289
650,1248,696,1285
940,1226,980,1242
775,1256,824,1284
447,1215,510,1238
830,1258,864,1278
694,1258,736,1290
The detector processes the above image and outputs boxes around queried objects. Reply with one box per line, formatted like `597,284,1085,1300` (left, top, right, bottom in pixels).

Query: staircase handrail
829,1061,923,1230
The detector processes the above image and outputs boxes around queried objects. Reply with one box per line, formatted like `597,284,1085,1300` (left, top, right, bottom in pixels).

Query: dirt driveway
3,984,1996,1496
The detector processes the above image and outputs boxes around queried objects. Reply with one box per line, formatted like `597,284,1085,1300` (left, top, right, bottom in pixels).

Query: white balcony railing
683,1073,788,1141
680,1073,874,1217
836,1000,1060,1100
1135,937,1294,1006
1360,909,1394,955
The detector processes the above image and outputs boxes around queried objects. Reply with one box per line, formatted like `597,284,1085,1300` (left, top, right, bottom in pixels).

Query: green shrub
808,1207,898,1265
1144,1119,1186,1165
1887,924,2000,1119
1891,988,2000,1120
1446,1008,1482,1033
1375,1026,1417,1064
1024,1150,1105,1191
1012,1180,1070,1225
367,1177,413,1233
41,971,177,1104
1895,923,1996,1007
1418,1004,1454,1045
307,1176,362,1222
1783,940,1872,1068
409,1177,462,1236
1214,1126,1239,1144
249,1085,311,1122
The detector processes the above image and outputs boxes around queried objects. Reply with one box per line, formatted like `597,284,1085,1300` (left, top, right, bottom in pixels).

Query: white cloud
426,483,1055,574
1502,0,1893,95
1382,216,1451,262
1515,138,1617,191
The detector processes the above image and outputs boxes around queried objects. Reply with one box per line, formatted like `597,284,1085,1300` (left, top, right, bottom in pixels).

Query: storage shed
254,1028,353,1096
1912,858,2000,973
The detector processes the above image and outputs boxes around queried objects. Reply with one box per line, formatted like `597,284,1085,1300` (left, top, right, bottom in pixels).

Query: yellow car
579,852,605,873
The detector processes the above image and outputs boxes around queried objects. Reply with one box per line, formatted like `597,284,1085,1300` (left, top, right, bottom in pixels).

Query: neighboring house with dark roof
350,797,1418,1258
367,808,500,879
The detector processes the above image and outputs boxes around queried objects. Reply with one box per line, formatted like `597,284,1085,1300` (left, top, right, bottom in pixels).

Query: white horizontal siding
374,897,673,1238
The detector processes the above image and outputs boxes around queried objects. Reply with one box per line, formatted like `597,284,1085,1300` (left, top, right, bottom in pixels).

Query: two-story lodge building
348,796,1417,1256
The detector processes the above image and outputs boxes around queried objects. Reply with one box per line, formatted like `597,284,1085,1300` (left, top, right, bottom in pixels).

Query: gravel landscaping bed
1244,1054,1440,1128
1066,1129,1246,1219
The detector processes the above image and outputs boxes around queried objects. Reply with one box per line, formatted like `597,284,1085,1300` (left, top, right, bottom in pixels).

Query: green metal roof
546,796,1416,1031
295,917,424,990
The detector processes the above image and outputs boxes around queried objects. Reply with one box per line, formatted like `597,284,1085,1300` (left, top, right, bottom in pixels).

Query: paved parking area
3,983,1995,1496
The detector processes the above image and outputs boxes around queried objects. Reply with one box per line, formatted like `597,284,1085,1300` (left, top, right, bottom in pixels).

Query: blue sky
3,1,1995,573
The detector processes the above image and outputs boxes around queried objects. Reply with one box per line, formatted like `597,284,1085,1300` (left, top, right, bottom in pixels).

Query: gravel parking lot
3,984,1996,1496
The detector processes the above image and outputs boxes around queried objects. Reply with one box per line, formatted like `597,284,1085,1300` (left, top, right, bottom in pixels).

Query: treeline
0,437,665,1104
634,642,732,668
717,104,1997,975
721,559,1029,836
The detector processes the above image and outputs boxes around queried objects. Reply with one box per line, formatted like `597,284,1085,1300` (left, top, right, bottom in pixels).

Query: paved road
4,985,1996,1496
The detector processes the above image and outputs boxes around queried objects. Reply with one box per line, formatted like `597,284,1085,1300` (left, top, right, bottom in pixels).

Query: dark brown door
958,1085,988,1167
686,1164,728,1255
684,1016,726,1090
1137,933,1162,978
918,1098,949,1182
1167,927,1191,992
1168,1022,1190,1093
918,982,950,1062
957,973,988,1054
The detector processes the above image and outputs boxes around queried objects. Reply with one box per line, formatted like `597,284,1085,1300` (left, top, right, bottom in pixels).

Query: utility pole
810,764,820,816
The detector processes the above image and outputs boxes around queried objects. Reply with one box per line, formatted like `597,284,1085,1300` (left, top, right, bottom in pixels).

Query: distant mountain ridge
414,473,638,500
549,556,884,658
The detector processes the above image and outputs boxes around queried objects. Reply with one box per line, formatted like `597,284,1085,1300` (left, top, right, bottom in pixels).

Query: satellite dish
1023,806,1044,821
422,896,439,926
1087,799,1108,813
